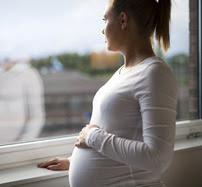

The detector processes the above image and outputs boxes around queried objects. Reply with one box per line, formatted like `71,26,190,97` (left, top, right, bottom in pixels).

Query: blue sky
0,0,189,60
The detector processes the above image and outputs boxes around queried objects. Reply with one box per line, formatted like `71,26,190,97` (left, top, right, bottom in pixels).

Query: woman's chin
106,42,119,52
107,44,114,52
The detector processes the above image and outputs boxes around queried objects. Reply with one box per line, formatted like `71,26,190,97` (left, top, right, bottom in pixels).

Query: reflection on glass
0,58,45,145
0,0,198,144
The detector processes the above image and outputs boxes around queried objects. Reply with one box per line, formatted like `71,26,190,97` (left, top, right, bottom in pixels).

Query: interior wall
162,148,202,187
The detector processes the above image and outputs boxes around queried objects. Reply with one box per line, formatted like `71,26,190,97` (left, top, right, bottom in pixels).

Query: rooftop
41,70,108,95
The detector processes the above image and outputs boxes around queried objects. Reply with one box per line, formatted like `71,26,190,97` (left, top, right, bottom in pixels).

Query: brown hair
110,0,171,52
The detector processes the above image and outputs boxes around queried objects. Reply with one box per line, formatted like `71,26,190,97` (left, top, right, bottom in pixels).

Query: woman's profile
38,0,177,186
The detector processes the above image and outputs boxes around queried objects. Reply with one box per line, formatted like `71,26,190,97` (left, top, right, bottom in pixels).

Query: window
157,0,198,121
0,0,201,148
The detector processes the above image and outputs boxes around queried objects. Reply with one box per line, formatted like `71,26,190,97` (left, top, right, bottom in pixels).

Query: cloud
166,0,189,56
0,0,189,59
0,0,108,58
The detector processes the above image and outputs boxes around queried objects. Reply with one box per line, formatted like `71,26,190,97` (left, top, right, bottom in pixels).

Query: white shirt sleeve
85,127,100,147
87,63,177,172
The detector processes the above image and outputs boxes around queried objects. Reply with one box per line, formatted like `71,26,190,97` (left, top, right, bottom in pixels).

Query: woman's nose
102,29,105,35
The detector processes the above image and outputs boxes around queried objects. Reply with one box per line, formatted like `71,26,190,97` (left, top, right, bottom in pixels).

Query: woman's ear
120,12,128,30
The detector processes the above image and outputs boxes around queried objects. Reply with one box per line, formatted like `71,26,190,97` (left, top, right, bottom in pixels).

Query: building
90,51,120,69
40,70,107,136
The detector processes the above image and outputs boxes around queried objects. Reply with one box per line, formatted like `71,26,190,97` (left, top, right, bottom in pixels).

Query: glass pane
163,0,198,120
0,0,198,145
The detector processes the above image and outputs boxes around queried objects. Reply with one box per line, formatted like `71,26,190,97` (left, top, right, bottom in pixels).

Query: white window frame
0,120,202,170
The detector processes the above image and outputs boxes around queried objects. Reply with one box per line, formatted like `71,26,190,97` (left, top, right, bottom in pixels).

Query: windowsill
0,120,202,186
1,136,202,187
174,137,202,151
1,120,202,170
0,164,68,187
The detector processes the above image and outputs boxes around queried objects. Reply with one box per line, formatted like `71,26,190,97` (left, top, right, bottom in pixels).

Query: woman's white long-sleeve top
69,56,177,187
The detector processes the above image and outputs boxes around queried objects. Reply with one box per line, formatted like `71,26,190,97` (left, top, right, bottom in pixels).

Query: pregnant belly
69,147,134,187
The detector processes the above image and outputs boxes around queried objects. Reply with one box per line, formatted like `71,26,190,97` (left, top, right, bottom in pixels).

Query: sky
0,0,189,60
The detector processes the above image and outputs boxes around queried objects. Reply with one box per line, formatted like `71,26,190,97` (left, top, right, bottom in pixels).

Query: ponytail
111,0,171,52
155,0,171,52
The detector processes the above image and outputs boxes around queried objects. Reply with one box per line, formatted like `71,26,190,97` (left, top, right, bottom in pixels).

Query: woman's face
102,3,122,51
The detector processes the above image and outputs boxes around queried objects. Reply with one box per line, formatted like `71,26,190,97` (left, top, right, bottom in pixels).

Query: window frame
0,0,202,171
199,0,202,118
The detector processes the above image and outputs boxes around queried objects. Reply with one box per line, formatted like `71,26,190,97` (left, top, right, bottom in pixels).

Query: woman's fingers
37,161,52,168
75,124,100,148
85,124,99,128
37,157,70,170
46,163,68,170
37,158,59,168
75,142,81,147
90,124,99,128
75,139,87,148
46,164,61,170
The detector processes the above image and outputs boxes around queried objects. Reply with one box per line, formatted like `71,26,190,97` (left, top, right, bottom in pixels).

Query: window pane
0,0,198,145
160,0,198,120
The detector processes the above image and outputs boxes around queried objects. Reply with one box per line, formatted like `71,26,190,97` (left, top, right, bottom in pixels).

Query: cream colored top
69,56,177,187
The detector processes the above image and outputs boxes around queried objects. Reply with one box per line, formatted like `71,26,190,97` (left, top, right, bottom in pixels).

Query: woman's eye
102,18,106,23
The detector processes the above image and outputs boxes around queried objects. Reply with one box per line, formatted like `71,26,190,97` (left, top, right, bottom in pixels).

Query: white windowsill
0,120,202,186
0,135,77,170
1,136,202,187
0,164,68,187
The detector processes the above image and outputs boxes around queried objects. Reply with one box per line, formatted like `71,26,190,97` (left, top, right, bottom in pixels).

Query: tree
167,53,189,86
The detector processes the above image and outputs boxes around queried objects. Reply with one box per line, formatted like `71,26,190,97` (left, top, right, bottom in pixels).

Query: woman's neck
121,36,155,69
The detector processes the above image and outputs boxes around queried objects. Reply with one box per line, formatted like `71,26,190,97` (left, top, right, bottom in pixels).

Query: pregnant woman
38,0,177,186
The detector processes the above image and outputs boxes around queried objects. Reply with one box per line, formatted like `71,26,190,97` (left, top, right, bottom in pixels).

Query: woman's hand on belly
75,124,99,148
37,157,70,170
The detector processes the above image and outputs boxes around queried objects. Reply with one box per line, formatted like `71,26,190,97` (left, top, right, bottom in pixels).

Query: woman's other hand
37,157,70,170
75,124,99,148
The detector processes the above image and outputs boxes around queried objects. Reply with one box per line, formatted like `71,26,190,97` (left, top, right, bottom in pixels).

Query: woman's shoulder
141,56,174,78
134,56,177,99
